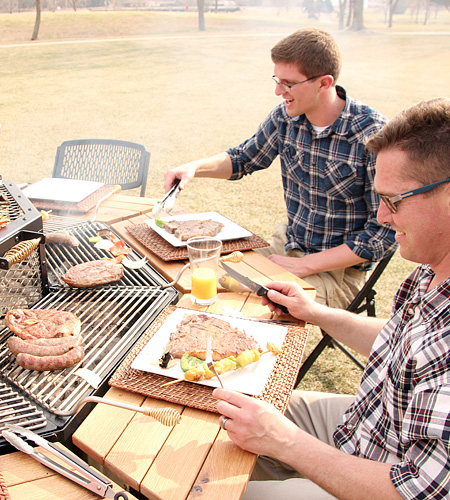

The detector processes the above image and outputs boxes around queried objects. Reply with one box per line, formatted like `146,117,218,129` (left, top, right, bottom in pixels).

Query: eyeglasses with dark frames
380,177,450,214
272,74,324,92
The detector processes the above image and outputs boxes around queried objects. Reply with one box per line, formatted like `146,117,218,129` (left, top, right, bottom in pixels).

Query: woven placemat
0,470,11,500
109,305,308,414
126,223,269,261
31,184,118,214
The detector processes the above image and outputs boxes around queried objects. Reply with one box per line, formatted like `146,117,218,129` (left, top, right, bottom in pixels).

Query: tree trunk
350,0,364,30
197,0,205,31
31,0,41,41
338,0,347,29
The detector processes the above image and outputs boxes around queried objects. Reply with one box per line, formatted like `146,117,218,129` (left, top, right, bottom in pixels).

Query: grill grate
0,287,176,413
0,382,46,432
44,220,168,289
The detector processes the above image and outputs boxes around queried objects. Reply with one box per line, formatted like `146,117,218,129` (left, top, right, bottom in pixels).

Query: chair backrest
52,139,150,197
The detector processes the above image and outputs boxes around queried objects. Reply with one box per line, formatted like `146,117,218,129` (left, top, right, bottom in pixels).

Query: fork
206,336,224,388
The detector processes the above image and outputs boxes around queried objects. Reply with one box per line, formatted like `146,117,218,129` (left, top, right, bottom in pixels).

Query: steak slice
5,309,81,340
163,219,224,241
61,259,124,288
166,313,261,361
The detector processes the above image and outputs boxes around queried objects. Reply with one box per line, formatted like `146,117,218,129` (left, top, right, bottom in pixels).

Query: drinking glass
187,236,223,306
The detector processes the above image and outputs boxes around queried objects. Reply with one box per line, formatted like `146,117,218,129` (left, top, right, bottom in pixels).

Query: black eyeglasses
380,177,450,214
272,74,324,92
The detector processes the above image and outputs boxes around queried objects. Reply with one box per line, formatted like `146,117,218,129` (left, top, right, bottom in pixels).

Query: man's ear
318,74,335,91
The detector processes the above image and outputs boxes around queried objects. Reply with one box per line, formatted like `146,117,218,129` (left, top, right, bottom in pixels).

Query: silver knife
221,262,289,314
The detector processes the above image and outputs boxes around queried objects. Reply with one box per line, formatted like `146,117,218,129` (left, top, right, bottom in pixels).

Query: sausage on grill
7,335,82,357
16,346,85,372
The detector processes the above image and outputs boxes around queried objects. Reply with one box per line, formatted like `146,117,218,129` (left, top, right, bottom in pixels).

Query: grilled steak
166,313,261,361
61,259,124,288
5,309,81,340
163,219,224,241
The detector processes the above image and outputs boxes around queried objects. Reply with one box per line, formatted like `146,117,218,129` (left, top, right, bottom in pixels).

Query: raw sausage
7,335,82,356
45,232,79,247
16,346,85,371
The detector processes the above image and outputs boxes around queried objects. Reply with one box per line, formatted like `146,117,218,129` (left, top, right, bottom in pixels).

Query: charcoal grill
0,181,178,454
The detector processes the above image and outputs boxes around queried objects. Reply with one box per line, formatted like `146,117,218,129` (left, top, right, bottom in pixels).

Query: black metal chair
295,253,394,385
52,139,150,197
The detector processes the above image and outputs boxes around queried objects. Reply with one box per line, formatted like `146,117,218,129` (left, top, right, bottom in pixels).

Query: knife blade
221,262,289,314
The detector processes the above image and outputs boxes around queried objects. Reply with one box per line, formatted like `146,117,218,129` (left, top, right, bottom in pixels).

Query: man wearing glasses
164,27,397,309
214,98,450,500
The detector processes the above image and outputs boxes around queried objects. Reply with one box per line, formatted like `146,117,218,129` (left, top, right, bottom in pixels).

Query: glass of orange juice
187,236,223,306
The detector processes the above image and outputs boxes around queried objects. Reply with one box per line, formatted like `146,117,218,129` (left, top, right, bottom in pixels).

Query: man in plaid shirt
164,28,397,308
213,98,450,499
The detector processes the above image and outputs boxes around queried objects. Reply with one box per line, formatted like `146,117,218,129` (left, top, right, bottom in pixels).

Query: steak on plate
61,259,124,288
163,219,224,241
5,309,81,340
166,313,261,361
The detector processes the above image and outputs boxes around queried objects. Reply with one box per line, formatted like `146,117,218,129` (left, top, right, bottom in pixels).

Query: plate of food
145,212,253,247
131,308,287,396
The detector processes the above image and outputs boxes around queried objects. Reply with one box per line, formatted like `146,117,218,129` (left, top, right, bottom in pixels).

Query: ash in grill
0,183,178,450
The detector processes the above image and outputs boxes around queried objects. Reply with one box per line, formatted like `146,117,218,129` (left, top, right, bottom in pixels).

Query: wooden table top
0,444,138,500
32,194,314,500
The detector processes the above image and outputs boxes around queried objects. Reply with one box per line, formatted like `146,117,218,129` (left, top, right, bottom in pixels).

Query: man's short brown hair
271,28,342,82
366,98,450,185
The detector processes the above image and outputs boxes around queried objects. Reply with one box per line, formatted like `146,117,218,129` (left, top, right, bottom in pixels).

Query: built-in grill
0,181,178,453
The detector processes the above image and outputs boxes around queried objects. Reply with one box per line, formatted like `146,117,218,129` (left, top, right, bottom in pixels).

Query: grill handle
53,396,182,426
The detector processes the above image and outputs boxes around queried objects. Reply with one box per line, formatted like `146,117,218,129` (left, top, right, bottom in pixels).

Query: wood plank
186,430,256,500
0,445,138,500
104,398,183,491
72,387,146,465
140,408,219,500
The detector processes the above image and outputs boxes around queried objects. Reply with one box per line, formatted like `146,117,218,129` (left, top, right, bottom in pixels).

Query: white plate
131,308,287,396
23,178,104,203
145,212,252,247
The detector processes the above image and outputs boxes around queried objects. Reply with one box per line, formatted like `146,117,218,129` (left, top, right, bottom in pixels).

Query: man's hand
213,388,299,458
163,163,197,192
268,254,313,278
261,281,326,323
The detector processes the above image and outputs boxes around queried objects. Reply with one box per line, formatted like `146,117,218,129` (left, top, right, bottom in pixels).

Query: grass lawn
1,6,449,393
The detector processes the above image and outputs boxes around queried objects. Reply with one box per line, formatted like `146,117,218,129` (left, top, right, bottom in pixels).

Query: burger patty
61,259,124,288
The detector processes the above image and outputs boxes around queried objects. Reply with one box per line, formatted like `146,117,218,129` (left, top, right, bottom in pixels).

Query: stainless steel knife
221,261,289,314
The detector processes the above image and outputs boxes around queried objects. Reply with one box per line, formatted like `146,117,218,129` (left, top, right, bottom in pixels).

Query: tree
350,0,364,29
197,0,205,30
31,0,41,40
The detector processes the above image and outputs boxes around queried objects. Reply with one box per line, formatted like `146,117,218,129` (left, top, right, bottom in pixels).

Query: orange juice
191,267,217,300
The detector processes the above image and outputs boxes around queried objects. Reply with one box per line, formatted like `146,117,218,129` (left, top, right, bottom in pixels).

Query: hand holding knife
221,262,289,314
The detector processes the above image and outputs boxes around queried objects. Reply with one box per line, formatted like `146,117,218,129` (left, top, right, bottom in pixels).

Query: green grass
0,7,447,393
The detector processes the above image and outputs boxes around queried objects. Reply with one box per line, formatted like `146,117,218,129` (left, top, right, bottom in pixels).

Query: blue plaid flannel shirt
227,86,397,271
334,264,450,499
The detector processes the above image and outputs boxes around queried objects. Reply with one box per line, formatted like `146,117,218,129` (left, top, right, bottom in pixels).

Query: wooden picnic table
26,193,314,500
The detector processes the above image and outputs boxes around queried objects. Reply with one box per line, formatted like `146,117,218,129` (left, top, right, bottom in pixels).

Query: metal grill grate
0,286,176,413
0,382,46,433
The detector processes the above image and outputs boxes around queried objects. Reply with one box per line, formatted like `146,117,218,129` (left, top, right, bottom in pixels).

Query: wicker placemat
126,223,269,262
0,471,11,500
109,305,309,414
31,184,118,214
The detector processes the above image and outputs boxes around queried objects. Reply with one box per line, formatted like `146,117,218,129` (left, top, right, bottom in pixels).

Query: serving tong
2,424,128,499
152,179,181,219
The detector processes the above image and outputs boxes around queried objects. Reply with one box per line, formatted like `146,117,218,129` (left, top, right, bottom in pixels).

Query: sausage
45,232,79,247
8,335,82,356
16,346,85,371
